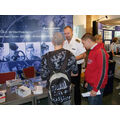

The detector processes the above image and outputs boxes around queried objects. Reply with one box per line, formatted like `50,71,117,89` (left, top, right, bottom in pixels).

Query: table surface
0,86,48,105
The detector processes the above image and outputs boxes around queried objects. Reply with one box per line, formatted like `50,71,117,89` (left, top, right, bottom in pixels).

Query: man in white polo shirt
63,26,86,105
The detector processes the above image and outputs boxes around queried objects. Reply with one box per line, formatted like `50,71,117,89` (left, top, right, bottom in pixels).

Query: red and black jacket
85,43,109,92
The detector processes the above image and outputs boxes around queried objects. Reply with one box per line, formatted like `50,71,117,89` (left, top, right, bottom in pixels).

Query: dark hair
64,26,72,30
112,37,118,43
81,33,96,42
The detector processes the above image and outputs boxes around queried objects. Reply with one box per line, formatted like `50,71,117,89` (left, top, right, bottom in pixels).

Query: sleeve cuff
93,87,98,92
72,71,78,74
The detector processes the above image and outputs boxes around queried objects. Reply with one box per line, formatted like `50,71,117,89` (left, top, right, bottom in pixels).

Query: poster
0,15,73,77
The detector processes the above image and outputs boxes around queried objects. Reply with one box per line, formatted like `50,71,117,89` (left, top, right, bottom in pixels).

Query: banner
0,15,73,78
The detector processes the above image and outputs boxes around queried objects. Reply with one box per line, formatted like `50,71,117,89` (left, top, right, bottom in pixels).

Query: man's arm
90,50,108,96
69,54,78,77
75,52,86,61
40,55,50,81
111,50,115,56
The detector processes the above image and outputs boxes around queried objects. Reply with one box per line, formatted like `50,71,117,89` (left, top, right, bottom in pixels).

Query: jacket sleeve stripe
97,49,106,90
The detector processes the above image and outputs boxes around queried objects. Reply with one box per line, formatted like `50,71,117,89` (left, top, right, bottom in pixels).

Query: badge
72,48,76,50
75,39,80,43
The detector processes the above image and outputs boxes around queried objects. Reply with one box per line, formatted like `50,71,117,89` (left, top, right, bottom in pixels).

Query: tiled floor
81,78,120,105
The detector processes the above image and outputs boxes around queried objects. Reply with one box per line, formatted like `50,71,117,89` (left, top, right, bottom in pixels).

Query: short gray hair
52,32,64,45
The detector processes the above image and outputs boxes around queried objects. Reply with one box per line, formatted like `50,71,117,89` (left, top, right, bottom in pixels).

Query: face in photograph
41,42,54,56
25,43,40,60
9,42,26,61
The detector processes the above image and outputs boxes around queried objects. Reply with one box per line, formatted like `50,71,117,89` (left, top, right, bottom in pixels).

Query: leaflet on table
0,90,6,103
38,80,47,88
29,77,42,83
6,79,22,87
32,86,43,95
17,86,31,97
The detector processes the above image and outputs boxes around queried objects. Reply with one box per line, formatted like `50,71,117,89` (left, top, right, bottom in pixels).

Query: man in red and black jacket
81,33,109,105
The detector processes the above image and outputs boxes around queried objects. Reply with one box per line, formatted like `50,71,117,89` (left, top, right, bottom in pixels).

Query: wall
73,15,86,38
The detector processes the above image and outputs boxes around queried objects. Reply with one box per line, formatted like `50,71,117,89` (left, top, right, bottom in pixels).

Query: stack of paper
6,79,22,87
32,86,43,95
81,90,101,97
17,86,31,97
0,90,6,103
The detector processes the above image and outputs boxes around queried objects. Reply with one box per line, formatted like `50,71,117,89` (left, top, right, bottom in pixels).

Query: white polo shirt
63,37,86,64
110,42,118,52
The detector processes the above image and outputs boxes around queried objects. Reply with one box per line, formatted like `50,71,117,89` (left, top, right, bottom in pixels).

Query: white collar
66,37,80,44
65,37,74,44
90,43,98,50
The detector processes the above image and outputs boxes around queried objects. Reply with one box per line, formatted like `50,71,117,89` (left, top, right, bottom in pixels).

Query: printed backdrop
0,15,73,79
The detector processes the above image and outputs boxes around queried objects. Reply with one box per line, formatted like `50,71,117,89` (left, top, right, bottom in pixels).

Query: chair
23,66,35,79
0,72,16,84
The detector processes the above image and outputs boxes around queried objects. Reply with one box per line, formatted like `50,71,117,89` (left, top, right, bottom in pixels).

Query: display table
0,87,48,105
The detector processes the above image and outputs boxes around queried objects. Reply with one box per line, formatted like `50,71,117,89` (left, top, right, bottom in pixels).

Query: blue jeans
87,84,104,105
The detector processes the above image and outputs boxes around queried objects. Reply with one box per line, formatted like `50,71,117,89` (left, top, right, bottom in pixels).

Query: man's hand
85,82,88,88
71,72,78,77
76,52,86,61
90,90,97,96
